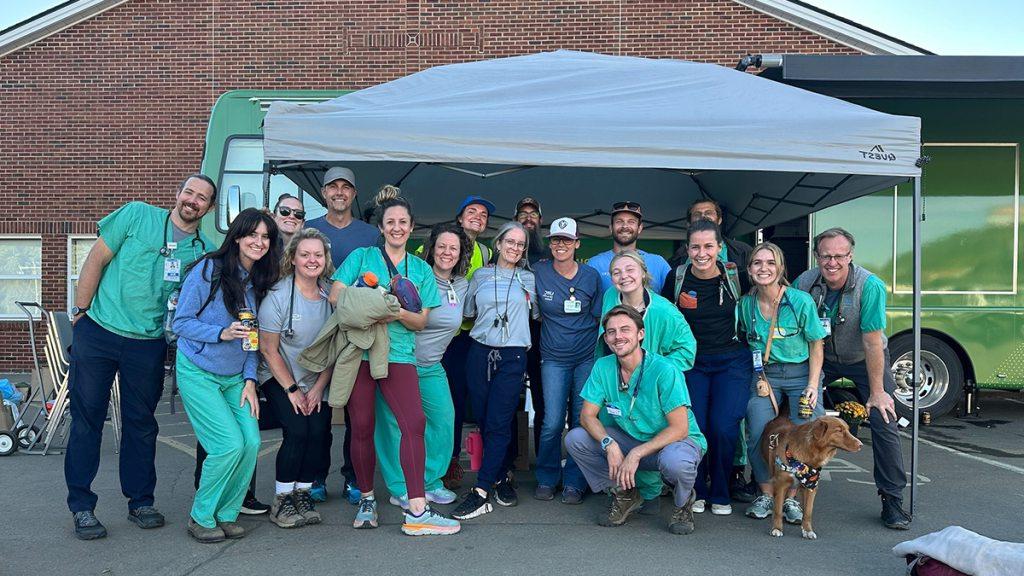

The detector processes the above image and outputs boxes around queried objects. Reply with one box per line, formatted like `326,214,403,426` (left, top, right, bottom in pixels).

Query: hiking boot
426,487,457,505
353,497,378,529
711,503,733,516
401,506,462,536
561,487,584,505
691,499,706,513
309,480,328,503
598,487,643,527
127,506,165,529
783,497,803,525
240,494,270,515
669,491,696,535
880,492,912,530
293,489,322,525
442,458,464,491
534,485,555,501
217,521,245,539
745,494,774,519
493,473,518,507
73,511,107,540
451,489,493,520
269,493,306,529
187,518,226,543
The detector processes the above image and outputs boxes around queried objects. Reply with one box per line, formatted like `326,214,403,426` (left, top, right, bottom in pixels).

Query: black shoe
127,506,165,529
493,474,518,507
880,492,912,530
451,489,493,520
240,495,271,515
73,511,107,540
731,477,758,504
639,497,661,516
534,485,555,501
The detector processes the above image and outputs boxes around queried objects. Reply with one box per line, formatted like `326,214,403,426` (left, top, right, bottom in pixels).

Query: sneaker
127,506,165,529
187,517,226,543
669,491,696,535
711,503,733,516
269,493,306,529
691,499,706,513
426,487,457,505
534,484,555,501
353,497,378,529
401,506,462,536
309,480,327,503
217,521,245,539
72,511,107,540
240,495,270,515
729,470,757,503
342,479,362,506
880,492,912,530
493,473,518,507
639,497,661,516
389,494,410,509
745,494,774,519
598,487,643,527
442,458,464,490
293,489,322,525
561,487,584,505
783,497,803,525
451,489,493,520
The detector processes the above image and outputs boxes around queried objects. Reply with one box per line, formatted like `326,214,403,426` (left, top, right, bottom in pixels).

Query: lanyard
619,350,647,419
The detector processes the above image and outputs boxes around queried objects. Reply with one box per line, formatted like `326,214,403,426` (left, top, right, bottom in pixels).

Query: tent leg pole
910,175,922,516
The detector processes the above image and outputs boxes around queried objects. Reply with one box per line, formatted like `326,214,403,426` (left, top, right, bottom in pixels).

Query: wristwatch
71,305,89,316
286,383,300,394
600,436,615,452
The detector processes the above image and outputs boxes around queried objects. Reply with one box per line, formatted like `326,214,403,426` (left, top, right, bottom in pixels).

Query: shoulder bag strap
761,286,786,416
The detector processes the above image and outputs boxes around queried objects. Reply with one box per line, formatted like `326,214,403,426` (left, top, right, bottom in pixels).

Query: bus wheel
889,334,963,420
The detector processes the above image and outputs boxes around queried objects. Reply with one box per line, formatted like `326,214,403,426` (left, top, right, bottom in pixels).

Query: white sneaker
691,499,706,513
711,503,733,515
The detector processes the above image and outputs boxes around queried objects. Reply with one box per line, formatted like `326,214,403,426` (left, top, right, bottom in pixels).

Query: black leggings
263,378,333,484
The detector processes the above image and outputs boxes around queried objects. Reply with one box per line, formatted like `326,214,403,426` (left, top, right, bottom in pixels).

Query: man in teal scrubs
566,305,706,535
65,174,215,540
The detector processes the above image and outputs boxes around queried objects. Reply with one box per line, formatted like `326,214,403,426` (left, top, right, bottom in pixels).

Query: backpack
165,259,222,345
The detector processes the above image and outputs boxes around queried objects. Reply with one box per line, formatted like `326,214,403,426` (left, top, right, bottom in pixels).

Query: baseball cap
547,217,578,240
515,197,542,216
611,200,643,219
456,195,497,218
323,166,356,188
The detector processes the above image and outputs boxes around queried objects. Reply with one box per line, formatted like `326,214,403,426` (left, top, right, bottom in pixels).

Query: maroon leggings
347,361,426,499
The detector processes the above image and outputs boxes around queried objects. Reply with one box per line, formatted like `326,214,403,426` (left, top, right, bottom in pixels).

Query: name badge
447,289,459,306
752,349,764,372
606,404,623,417
166,241,178,251
563,298,582,314
819,317,832,336
163,257,181,282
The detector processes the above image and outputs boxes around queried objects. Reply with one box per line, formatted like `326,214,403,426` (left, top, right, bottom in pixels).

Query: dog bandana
775,446,821,490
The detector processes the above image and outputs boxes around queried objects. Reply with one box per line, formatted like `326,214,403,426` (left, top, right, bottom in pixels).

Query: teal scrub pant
176,351,259,528
373,362,455,498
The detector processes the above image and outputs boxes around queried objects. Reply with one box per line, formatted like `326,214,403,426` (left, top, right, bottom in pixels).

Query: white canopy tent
262,50,927,510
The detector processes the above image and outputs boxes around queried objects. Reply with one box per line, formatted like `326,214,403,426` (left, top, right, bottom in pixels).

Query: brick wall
0,0,860,370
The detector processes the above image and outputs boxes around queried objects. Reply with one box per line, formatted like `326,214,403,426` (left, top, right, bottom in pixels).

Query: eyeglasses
549,236,575,245
503,240,526,250
815,252,851,262
612,201,642,212
278,207,306,220
516,210,540,219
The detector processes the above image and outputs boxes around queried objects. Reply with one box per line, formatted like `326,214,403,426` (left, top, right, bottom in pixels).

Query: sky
3,0,1024,55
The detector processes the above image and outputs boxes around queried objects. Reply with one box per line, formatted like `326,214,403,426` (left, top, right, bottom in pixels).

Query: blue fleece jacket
173,258,259,381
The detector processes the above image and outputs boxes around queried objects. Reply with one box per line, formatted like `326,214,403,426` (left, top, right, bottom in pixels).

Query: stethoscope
282,274,330,340
809,265,855,327
158,212,207,258
746,291,799,343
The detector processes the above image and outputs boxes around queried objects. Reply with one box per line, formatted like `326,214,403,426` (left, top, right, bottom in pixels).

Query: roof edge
733,0,933,56
0,0,131,59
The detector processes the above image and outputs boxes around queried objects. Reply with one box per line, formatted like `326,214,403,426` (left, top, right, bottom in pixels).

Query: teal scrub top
738,287,826,365
334,246,441,365
823,274,888,333
90,202,211,339
598,288,697,374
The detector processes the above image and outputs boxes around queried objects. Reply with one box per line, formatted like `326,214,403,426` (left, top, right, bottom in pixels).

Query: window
0,237,42,319
217,137,326,230
68,236,97,314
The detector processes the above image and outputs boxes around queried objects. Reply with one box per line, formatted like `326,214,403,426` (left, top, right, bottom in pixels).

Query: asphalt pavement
2,388,1023,576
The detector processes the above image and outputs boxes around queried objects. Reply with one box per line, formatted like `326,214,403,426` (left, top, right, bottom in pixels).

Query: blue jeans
686,347,752,505
535,357,594,491
746,361,825,484
466,341,527,490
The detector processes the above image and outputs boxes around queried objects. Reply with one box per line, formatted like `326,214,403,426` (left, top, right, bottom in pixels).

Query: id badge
563,298,582,314
447,288,459,305
163,257,181,282
819,317,832,336
606,404,623,417
752,349,764,371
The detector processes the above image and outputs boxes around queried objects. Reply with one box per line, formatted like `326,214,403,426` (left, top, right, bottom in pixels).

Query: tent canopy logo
859,144,897,162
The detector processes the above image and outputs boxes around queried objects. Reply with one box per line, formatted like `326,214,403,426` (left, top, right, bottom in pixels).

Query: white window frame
67,234,98,315
0,234,43,321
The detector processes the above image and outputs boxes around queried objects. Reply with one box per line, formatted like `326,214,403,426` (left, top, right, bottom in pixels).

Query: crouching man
565,305,706,534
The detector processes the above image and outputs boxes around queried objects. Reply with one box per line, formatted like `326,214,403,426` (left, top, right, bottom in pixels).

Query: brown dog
760,410,863,539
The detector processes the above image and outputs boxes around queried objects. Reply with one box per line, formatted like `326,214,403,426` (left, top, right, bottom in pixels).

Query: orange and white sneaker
401,506,461,536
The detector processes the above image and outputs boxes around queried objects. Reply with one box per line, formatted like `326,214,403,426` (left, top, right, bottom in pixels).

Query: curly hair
423,222,471,277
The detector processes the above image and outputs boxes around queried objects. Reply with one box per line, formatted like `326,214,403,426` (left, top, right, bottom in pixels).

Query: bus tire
888,334,963,420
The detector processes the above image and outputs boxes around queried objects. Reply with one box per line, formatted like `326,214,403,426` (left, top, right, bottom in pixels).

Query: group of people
63,166,913,543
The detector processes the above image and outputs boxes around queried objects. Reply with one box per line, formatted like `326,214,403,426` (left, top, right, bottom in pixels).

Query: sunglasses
278,207,306,219
613,201,642,212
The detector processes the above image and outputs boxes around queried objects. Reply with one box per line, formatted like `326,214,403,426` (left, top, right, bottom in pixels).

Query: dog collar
775,445,821,490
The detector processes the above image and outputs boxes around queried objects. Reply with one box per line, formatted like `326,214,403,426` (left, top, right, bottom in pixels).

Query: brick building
0,0,927,371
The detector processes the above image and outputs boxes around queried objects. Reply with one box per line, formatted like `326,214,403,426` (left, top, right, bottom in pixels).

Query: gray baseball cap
323,166,356,188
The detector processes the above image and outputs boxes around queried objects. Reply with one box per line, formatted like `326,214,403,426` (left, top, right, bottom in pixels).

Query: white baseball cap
547,217,578,240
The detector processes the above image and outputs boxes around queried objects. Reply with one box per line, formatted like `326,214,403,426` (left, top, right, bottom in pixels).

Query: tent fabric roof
263,50,921,237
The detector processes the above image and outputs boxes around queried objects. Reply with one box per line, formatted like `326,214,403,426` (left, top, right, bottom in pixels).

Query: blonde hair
747,241,790,287
280,228,335,284
609,250,652,290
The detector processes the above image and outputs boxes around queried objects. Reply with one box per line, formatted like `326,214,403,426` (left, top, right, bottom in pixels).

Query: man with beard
66,174,216,539
272,194,305,249
587,201,671,293
515,197,546,266
305,167,381,504
515,197,546,461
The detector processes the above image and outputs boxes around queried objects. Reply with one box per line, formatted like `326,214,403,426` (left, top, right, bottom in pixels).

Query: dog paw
802,529,817,540
770,528,784,538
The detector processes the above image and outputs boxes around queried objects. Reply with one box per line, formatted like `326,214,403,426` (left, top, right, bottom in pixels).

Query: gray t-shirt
258,276,333,399
415,274,470,367
465,266,540,349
